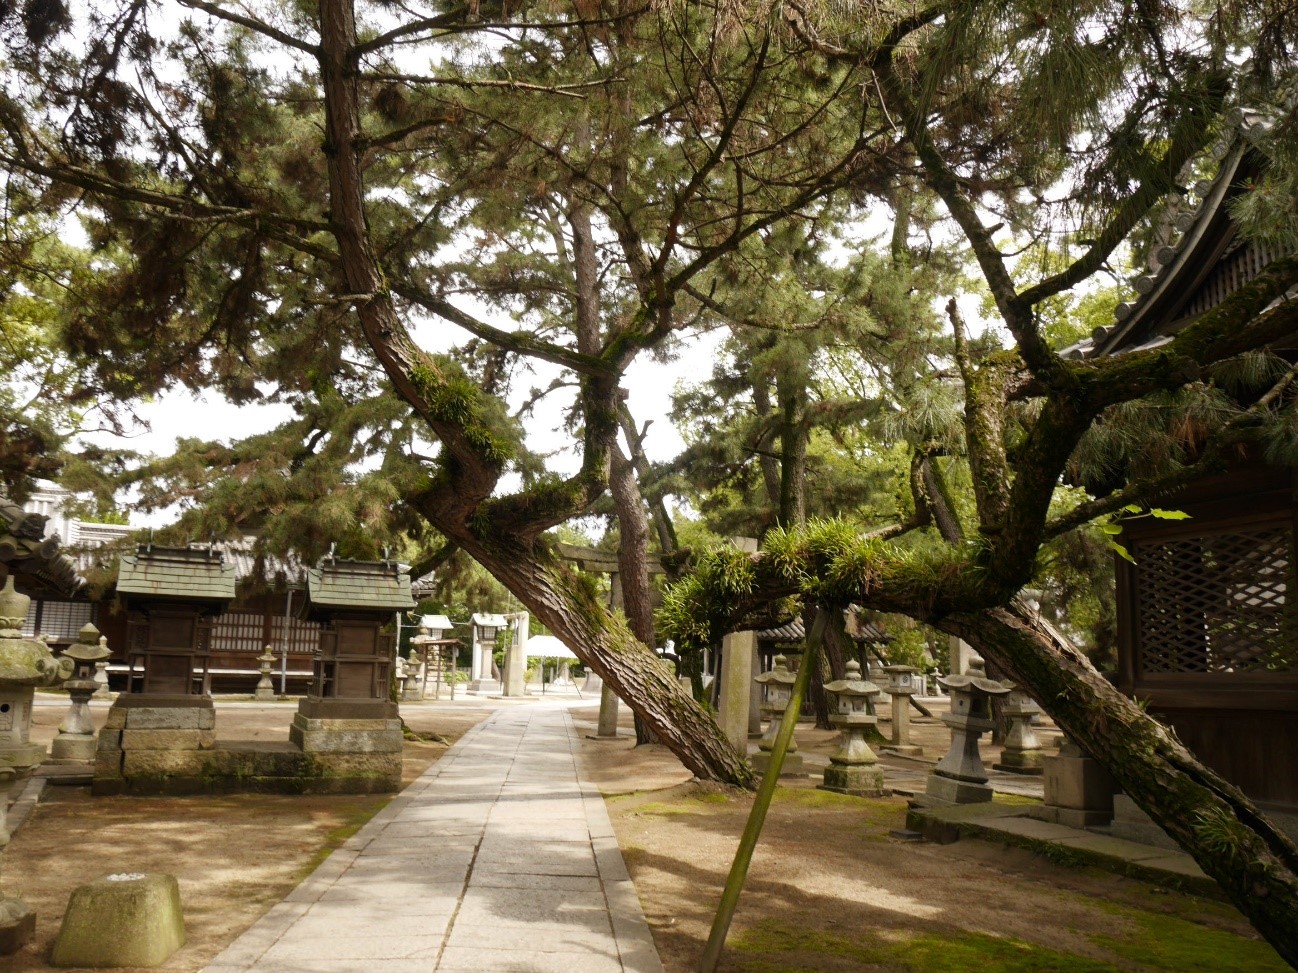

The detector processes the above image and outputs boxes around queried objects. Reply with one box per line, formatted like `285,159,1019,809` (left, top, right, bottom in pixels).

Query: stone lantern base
821,763,886,797
924,772,994,805
750,750,804,776
993,747,1045,774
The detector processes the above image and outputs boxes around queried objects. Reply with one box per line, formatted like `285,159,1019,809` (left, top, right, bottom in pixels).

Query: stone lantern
50,622,112,763
751,655,800,775
821,660,886,797
0,577,73,838
468,613,506,694
992,686,1045,774
925,658,1011,804
880,664,923,757
0,576,73,953
253,646,277,701
402,648,424,702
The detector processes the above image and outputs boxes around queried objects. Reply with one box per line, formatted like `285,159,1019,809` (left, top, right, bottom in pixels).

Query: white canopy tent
524,634,578,659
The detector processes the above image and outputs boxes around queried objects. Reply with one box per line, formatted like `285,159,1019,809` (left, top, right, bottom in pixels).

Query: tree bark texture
460,532,756,787
943,604,1298,969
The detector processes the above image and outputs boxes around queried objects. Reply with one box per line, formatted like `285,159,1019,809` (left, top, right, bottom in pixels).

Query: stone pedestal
582,670,603,695
93,695,218,796
49,690,97,763
1031,737,1115,827
881,664,923,757
287,697,402,788
51,873,185,967
1106,793,1178,849
993,688,1044,774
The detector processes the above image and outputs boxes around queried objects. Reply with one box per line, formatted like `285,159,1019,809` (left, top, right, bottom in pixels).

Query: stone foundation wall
93,700,402,796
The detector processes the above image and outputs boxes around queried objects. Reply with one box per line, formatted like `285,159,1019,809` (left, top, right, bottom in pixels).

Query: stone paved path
202,701,663,973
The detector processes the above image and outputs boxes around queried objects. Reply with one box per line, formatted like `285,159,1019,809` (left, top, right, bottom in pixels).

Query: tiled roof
117,545,237,601
306,558,415,612
756,614,889,644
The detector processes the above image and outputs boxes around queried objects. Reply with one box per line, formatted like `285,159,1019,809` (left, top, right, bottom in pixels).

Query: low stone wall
93,697,402,796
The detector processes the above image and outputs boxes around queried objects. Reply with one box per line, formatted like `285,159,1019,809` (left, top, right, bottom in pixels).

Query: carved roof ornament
0,493,84,597
1059,102,1287,362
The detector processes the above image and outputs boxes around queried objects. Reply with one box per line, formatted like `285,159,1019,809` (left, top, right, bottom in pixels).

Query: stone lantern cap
755,654,797,687
411,614,454,642
881,663,920,693
824,660,881,700
62,623,112,663
938,661,1011,697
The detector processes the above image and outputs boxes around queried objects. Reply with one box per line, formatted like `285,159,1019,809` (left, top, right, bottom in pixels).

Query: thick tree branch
177,0,320,55
390,282,617,379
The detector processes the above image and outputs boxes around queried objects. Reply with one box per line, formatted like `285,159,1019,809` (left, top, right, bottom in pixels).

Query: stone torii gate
556,543,666,737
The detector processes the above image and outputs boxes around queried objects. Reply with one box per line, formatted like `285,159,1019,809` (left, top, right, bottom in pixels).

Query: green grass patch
1091,903,1288,971
731,920,1114,972
991,792,1042,807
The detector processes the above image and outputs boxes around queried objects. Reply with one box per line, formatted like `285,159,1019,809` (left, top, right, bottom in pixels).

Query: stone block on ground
821,763,886,797
122,705,216,731
925,773,994,805
0,898,35,955
51,873,185,968
49,734,97,763
749,752,804,777
120,729,216,750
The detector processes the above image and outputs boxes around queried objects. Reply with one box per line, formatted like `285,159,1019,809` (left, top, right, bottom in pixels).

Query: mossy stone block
51,873,185,968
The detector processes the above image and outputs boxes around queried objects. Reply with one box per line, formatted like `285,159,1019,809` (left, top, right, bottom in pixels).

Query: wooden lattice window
209,612,266,654
268,614,322,655
1133,524,1298,675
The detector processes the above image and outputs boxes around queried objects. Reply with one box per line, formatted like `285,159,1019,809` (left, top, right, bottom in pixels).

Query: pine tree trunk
943,604,1298,968
464,535,756,788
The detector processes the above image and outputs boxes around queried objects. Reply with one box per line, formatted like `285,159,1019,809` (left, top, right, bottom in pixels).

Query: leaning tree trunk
462,532,757,788
943,604,1298,968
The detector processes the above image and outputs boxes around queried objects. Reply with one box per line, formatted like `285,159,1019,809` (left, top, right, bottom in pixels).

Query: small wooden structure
116,545,236,697
296,556,414,717
1071,132,1298,814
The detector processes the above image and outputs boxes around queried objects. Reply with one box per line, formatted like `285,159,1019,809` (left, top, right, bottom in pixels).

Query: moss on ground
1091,902,1288,972
731,921,1112,972
295,799,386,879
729,905,1288,972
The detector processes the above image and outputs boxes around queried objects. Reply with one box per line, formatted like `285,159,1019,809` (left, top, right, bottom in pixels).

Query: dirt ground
0,694,1289,973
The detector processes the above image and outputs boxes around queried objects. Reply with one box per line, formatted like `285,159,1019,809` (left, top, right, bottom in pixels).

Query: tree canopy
3,0,1298,962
